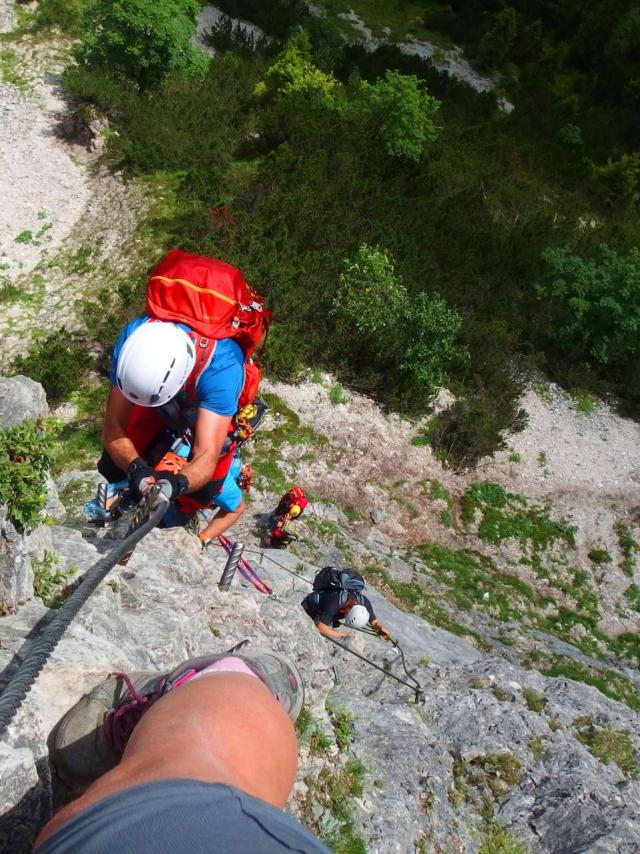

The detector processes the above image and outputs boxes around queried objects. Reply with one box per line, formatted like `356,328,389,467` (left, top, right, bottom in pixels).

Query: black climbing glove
127,457,157,498
155,471,189,501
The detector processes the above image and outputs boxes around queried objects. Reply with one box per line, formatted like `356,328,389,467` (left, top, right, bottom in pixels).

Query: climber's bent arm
316,621,350,640
181,408,232,493
102,387,138,471
370,618,391,640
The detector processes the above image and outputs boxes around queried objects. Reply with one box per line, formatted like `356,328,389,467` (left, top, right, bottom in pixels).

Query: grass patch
540,656,640,712
624,583,640,613
461,482,576,551
615,522,639,577
327,700,356,751
328,382,349,405
522,687,546,713
479,822,529,854
33,551,76,608
588,548,612,565
527,736,548,761
11,329,93,407
417,543,535,622
53,378,108,474
573,389,598,414
364,563,486,645
0,47,28,88
454,752,524,802
301,759,367,854
573,717,638,778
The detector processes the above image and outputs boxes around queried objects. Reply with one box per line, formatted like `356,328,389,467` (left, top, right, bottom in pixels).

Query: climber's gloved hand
127,457,157,498
155,471,189,501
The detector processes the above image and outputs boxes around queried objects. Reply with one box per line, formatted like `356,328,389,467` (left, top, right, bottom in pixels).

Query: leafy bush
33,551,76,608
75,0,208,88
332,244,408,356
262,31,337,97
537,245,640,366
357,70,440,161
0,420,58,530
333,244,463,401
11,329,92,406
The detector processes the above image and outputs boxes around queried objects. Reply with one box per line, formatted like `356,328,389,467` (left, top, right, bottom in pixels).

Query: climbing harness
0,486,170,734
325,635,424,703
217,535,274,596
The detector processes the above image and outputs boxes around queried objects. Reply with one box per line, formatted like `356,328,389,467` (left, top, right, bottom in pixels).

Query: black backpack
312,566,366,595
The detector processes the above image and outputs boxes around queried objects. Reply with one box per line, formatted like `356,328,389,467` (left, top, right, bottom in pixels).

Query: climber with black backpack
98,250,271,524
301,567,391,640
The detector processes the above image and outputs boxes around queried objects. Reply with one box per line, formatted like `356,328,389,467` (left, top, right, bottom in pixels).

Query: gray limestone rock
0,377,48,429
0,507,33,614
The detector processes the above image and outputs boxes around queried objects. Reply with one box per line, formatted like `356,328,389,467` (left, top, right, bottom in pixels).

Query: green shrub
213,0,306,39
75,0,208,88
0,419,58,531
11,329,92,406
357,70,441,162
262,31,337,98
537,246,640,367
33,551,76,608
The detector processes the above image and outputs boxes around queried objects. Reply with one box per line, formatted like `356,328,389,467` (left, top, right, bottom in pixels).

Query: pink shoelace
102,672,166,754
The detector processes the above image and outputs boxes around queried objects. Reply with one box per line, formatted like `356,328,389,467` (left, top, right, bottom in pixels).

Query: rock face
0,509,639,853
0,376,48,429
0,507,33,615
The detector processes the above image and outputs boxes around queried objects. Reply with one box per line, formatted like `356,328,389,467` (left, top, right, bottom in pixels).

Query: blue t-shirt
110,316,244,417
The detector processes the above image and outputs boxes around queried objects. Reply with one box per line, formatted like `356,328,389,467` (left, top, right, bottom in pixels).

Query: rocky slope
1,376,639,854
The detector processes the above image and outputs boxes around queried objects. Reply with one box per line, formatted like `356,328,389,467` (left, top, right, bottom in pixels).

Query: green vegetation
573,717,638,778
75,0,207,88
574,389,597,414
454,752,524,802
0,419,58,530
522,687,546,713
588,548,612,565
615,523,639,577
418,543,535,622
540,656,640,712
25,0,640,466
0,47,27,88
537,246,640,368
33,551,76,608
624,583,640,613
302,759,367,854
461,482,576,550
527,736,548,761
328,383,349,406
11,330,92,407
364,563,480,643
478,822,529,854
327,701,356,751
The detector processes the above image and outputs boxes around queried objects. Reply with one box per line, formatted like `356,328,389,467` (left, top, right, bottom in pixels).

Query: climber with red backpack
262,486,308,548
301,567,391,640
98,250,271,523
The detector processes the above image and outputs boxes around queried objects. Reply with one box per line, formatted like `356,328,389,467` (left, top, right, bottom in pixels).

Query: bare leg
35,672,298,848
199,501,246,543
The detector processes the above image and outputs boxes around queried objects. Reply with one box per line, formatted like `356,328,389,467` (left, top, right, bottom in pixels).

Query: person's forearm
181,449,219,493
370,619,391,638
102,423,139,472
316,622,349,639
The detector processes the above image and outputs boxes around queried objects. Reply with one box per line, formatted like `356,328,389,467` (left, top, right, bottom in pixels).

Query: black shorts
37,779,330,853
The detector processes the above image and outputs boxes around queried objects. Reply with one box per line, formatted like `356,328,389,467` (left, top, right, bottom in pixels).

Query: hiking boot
50,649,304,789
50,669,160,789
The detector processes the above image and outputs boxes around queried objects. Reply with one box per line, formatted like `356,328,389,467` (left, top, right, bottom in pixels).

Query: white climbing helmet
343,604,369,629
115,321,196,407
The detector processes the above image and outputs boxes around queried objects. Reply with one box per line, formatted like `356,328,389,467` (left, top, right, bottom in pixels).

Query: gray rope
0,496,168,734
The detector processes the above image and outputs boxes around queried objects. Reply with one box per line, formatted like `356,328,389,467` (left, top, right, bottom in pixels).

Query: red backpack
146,250,271,408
